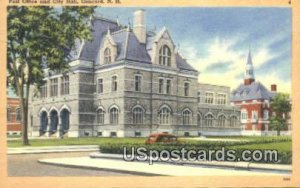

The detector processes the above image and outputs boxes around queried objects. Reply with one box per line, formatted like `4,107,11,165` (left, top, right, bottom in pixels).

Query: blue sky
97,7,291,93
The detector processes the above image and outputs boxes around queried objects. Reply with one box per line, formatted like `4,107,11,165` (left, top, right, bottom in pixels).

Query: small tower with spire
244,48,255,85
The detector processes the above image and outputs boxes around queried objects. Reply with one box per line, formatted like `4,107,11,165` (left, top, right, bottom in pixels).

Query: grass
228,141,292,152
7,137,145,148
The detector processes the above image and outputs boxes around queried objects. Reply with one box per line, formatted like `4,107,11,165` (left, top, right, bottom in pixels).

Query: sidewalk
38,156,290,176
7,145,99,154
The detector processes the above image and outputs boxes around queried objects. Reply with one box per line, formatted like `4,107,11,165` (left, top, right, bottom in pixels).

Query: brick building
230,50,291,136
7,87,22,135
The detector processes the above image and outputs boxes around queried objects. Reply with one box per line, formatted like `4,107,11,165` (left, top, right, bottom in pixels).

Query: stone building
197,83,241,136
28,10,241,138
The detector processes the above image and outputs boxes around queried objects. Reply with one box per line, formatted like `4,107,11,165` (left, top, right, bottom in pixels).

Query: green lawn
7,137,145,148
228,141,292,152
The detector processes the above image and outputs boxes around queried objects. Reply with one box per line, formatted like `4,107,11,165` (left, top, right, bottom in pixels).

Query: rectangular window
159,79,164,94
205,92,214,104
135,75,141,92
166,79,171,94
252,111,258,120
61,76,69,95
217,94,226,105
97,78,103,94
40,84,47,98
112,76,117,92
197,92,201,103
135,131,141,137
184,82,189,96
50,78,58,97
263,110,269,120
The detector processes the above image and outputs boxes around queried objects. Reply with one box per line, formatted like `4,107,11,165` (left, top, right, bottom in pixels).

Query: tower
244,49,255,85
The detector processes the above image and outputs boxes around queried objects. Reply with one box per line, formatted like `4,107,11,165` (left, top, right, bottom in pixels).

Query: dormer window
159,45,171,66
104,48,111,63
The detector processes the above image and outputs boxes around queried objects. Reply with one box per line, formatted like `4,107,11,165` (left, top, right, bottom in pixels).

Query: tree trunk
21,83,31,145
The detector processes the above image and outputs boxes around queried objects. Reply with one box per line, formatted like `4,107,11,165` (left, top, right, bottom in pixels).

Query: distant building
230,50,291,136
7,87,22,135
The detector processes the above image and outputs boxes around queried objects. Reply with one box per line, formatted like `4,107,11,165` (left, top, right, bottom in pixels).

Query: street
7,152,138,176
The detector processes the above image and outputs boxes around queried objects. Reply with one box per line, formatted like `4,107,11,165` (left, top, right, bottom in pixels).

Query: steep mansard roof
230,81,276,102
72,17,197,72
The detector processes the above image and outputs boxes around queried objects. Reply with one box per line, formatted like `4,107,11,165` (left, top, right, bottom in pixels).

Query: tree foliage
270,93,291,136
7,6,95,145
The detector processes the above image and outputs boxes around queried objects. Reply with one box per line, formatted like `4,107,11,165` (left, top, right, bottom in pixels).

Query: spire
247,46,253,65
244,47,255,85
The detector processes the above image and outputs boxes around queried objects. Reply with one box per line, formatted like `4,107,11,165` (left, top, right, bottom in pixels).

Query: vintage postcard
1,0,300,187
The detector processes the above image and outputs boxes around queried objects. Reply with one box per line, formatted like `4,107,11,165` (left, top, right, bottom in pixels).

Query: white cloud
180,35,291,93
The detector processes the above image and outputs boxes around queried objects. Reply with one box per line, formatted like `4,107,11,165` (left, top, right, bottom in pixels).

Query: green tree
7,7,95,145
270,93,291,136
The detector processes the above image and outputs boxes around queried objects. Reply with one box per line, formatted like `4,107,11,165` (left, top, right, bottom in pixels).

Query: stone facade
28,10,241,138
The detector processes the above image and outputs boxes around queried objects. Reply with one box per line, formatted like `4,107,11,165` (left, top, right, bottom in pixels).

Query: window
40,84,47,98
135,131,141,137
159,79,164,94
263,110,269,120
241,110,248,120
184,82,189,96
166,79,171,94
159,45,171,66
16,108,22,122
182,109,191,125
111,76,117,92
197,114,202,126
205,114,214,127
110,107,118,125
97,78,103,94
230,116,238,127
7,108,11,122
252,111,258,120
218,115,226,127
50,78,58,97
97,108,105,125
159,107,171,125
217,94,226,105
61,76,69,95
135,75,141,92
205,92,214,104
133,107,143,124
197,92,201,103
110,132,117,137
104,48,111,63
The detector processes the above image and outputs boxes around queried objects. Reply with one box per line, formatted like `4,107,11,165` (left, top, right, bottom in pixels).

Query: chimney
133,9,146,44
271,84,277,92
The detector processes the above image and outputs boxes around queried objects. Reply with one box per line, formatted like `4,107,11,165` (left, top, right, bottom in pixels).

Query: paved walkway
39,156,290,176
8,145,99,154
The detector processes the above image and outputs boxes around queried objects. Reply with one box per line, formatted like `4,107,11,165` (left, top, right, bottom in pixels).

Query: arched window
133,107,143,124
182,109,191,125
230,116,238,127
7,108,11,122
218,115,226,127
16,108,22,122
159,45,171,66
159,107,171,125
97,108,105,125
110,107,118,125
104,48,111,63
205,114,214,127
60,109,70,131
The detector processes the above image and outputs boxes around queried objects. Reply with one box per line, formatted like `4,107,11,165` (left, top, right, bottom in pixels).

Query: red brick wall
7,97,22,133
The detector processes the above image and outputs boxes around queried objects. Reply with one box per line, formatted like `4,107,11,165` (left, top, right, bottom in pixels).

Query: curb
89,152,292,173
